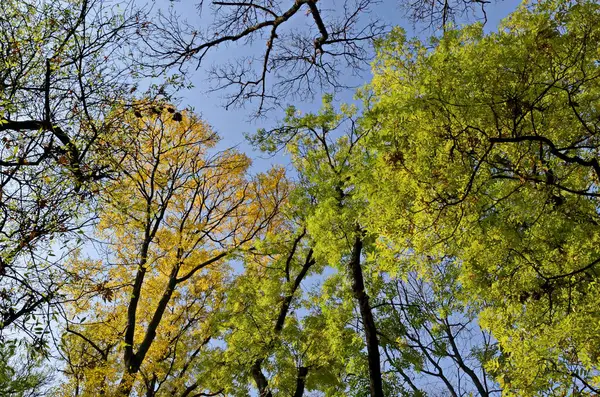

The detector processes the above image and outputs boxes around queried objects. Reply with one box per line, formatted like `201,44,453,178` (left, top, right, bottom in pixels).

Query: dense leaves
0,341,49,397
364,0,600,394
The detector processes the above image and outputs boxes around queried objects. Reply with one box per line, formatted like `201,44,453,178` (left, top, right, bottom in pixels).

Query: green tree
374,261,500,396
0,341,50,397
222,226,351,397
253,96,507,396
364,0,600,393
251,96,388,396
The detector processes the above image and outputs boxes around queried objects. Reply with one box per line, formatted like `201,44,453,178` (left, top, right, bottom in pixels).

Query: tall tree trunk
349,234,384,397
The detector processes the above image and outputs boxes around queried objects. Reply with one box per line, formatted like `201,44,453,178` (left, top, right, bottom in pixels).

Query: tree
250,96,385,396
253,96,509,396
222,227,334,397
363,0,600,393
0,340,50,397
139,0,506,117
401,0,494,30
142,0,386,115
0,0,151,346
374,260,500,396
221,178,386,397
58,105,288,396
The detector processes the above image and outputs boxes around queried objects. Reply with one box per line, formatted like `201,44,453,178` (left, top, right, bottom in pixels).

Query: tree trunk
349,234,384,397
293,366,309,397
250,245,314,396
251,359,272,397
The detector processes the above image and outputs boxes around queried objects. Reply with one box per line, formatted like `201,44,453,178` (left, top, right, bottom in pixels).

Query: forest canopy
1,0,599,396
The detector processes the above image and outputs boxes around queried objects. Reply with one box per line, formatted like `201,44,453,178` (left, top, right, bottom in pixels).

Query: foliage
0,0,153,346
251,96,501,396
58,106,288,396
220,225,360,397
0,340,50,397
4,0,600,396
256,96,386,395
364,0,600,394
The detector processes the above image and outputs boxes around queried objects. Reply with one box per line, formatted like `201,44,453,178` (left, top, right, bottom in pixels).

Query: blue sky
152,0,523,173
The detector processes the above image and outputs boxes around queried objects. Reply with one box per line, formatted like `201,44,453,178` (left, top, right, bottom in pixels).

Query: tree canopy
363,0,600,393
2,0,600,396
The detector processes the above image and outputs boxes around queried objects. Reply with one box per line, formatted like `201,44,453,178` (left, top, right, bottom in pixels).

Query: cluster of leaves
0,340,50,397
362,0,600,394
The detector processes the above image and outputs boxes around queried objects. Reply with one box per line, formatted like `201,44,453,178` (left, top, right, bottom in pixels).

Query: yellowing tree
58,105,288,397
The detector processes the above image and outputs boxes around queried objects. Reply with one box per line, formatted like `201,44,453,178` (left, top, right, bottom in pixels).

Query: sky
150,0,524,173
